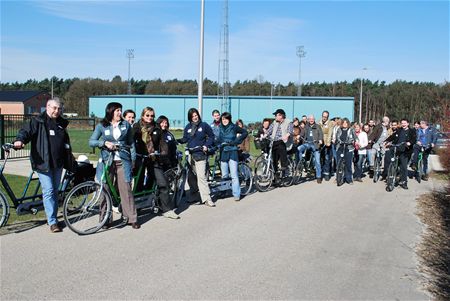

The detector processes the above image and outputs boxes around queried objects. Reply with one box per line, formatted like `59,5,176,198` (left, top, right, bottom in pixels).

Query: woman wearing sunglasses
133,107,179,219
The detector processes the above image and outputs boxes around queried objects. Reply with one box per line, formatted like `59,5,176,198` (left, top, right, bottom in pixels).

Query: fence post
0,115,4,160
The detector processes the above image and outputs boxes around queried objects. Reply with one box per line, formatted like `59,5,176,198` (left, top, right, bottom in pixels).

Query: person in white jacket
353,123,368,182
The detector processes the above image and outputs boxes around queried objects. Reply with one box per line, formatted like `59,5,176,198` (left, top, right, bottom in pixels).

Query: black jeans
383,149,410,183
272,140,288,172
151,164,173,213
337,148,354,183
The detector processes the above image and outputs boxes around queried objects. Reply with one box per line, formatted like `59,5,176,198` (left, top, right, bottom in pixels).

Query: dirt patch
416,185,450,300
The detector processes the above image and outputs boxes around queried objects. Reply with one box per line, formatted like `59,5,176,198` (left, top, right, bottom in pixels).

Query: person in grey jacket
89,102,140,229
14,98,73,233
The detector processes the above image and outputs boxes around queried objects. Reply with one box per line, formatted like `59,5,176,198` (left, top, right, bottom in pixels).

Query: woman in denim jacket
89,102,140,229
217,112,247,201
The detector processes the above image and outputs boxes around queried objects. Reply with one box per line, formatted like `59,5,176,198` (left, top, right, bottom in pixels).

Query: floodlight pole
198,0,205,116
126,49,135,95
296,46,306,96
359,67,368,125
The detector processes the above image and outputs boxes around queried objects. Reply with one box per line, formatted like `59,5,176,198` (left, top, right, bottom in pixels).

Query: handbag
191,151,206,162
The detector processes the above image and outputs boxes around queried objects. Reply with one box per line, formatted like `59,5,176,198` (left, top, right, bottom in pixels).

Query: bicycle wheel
164,167,178,203
295,160,305,184
386,163,397,192
336,159,345,186
282,158,295,187
0,191,10,228
373,157,381,183
174,169,187,206
63,181,112,235
238,163,253,196
254,159,273,192
416,159,423,184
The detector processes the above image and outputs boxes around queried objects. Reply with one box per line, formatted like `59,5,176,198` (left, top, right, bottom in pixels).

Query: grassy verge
416,187,450,300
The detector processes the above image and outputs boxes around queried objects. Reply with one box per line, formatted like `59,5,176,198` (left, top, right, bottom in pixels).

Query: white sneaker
162,210,180,219
112,206,120,214
204,200,216,207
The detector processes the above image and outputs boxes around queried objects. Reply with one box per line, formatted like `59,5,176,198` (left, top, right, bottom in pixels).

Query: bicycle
62,143,159,235
385,142,405,192
372,145,385,183
206,143,253,198
336,142,353,187
295,139,321,184
253,138,295,191
414,144,431,183
0,143,85,228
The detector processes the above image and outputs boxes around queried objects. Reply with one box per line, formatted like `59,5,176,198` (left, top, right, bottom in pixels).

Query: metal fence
0,115,96,159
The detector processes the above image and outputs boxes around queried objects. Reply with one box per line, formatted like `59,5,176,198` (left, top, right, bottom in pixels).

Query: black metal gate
0,115,96,160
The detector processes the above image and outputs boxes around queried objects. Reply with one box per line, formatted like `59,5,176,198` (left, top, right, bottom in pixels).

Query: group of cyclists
13,99,438,233
257,111,438,188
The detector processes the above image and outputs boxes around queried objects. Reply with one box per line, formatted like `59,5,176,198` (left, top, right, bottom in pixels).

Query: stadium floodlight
296,46,306,96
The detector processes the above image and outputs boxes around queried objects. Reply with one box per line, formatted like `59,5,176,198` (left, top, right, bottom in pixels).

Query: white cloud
33,1,128,25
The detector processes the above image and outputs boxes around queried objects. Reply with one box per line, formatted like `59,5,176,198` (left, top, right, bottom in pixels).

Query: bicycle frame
0,144,75,215
100,149,157,207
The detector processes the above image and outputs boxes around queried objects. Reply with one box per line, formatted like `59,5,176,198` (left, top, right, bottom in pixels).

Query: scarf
190,120,201,137
140,120,155,154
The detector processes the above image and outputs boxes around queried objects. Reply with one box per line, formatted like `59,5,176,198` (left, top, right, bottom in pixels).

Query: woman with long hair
219,113,248,201
133,107,179,219
89,102,140,229
334,118,358,185
177,108,215,207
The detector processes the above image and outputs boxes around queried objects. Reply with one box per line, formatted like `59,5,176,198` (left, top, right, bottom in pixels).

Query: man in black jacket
14,98,72,233
382,118,416,189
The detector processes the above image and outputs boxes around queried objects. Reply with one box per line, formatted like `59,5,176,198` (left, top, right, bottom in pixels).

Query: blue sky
1,0,449,84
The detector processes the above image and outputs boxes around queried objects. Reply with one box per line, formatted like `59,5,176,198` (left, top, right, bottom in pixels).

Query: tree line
1,76,449,129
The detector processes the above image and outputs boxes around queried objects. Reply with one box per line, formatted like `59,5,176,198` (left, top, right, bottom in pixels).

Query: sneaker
400,183,408,190
355,178,363,182
50,224,62,233
204,200,216,207
410,164,417,171
162,210,180,219
317,178,322,184
324,176,330,181
347,181,354,185
421,174,429,181
234,197,241,202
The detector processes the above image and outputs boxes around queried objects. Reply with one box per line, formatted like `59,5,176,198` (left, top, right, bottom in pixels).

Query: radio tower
218,0,230,113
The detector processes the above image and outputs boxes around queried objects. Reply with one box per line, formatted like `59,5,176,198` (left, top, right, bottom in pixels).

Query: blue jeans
321,145,332,178
298,143,321,178
37,168,63,226
221,159,240,199
354,153,366,179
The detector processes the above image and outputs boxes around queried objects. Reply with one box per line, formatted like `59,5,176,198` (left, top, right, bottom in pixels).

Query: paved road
1,176,436,300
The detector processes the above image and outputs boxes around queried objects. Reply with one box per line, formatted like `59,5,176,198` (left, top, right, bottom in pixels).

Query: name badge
105,130,110,135
198,127,203,132
121,127,126,131
187,129,192,133
49,130,55,136
167,136,172,141
153,131,157,135
309,131,313,137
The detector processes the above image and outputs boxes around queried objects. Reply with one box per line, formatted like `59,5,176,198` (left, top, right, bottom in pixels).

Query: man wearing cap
267,109,294,179
297,115,324,183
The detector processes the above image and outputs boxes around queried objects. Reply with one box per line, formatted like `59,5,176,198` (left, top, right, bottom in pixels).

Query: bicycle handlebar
2,143,21,152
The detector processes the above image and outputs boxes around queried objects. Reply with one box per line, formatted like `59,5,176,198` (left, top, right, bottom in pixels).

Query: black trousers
272,140,288,172
383,149,410,183
135,158,173,212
